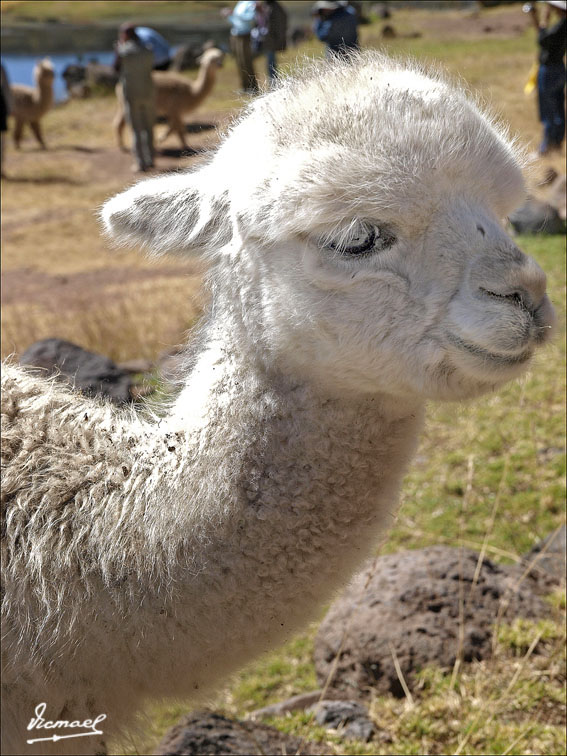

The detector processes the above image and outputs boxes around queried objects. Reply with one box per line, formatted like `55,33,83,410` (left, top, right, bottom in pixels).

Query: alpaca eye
326,221,396,257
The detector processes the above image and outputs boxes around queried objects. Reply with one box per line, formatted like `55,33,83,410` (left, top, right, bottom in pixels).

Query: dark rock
314,546,551,700
523,525,566,582
308,700,375,742
508,197,566,235
86,62,118,91
289,26,310,46
62,62,86,92
62,61,118,92
20,338,132,404
156,711,328,755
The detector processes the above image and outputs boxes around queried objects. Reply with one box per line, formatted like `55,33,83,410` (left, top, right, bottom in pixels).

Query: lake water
2,51,116,102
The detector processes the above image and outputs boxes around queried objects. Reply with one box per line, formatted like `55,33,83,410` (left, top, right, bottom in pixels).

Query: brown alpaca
114,47,224,151
10,59,55,149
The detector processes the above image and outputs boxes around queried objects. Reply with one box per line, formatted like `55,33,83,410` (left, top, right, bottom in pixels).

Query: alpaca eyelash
323,221,397,258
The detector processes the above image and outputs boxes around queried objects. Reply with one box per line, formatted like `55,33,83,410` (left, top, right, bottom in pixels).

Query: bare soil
1,264,196,309
415,8,531,40
1,109,229,311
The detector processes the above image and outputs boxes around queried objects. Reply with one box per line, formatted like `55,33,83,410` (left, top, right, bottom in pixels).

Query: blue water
1,51,115,102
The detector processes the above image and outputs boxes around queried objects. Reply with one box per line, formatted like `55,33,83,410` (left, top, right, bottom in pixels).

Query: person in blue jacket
312,1,359,58
134,27,172,71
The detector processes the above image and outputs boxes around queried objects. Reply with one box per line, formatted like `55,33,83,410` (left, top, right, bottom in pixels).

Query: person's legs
1,132,6,177
230,35,247,91
0,92,7,176
231,34,259,93
241,35,259,93
537,65,564,154
124,99,146,171
137,100,155,169
548,66,566,148
266,50,277,82
146,101,155,166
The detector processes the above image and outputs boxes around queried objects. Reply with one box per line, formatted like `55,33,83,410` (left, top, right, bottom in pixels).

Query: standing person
113,23,156,172
258,0,288,83
312,1,359,58
134,27,172,71
0,62,11,178
527,0,566,155
225,1,260,94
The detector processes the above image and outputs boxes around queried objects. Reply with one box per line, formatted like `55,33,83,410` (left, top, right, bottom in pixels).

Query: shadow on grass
184,122,216,133
158,146,199,158
59,145,102,153
4,175,84,185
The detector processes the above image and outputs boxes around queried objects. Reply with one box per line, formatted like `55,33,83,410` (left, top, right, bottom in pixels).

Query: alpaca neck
144,326,424,690
164,319,424,548
36,78,53,110
190,62,217,107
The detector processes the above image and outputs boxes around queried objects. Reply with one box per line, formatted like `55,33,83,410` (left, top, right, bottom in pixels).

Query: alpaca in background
114,47,224,151
10,58,55,149
1,52,555,755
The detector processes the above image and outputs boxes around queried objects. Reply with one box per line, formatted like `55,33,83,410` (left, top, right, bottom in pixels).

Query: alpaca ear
101,168,231,257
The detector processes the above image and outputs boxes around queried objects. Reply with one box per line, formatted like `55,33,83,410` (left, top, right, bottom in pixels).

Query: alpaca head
35,58,55,85
197,47,225,69
103,53,555,401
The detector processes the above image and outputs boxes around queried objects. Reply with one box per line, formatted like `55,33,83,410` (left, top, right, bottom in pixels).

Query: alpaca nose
474,249,548,314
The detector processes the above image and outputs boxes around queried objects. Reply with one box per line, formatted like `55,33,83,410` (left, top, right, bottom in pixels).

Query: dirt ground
415,6,531,40
1,105,230,359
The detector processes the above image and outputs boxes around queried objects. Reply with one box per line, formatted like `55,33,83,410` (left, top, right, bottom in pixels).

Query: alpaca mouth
447,333,533,368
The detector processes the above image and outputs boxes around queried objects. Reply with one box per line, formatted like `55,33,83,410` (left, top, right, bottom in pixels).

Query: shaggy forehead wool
221,52,526,245
258,53,519,164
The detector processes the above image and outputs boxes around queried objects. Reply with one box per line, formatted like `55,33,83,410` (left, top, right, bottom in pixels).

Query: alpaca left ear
101,167,231,258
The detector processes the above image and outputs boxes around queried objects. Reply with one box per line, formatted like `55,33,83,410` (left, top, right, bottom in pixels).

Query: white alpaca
1,53,555,756
114,47,224,151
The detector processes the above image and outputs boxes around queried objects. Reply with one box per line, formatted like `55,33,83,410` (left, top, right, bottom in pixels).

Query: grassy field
1,3,565,755
0,0,223,24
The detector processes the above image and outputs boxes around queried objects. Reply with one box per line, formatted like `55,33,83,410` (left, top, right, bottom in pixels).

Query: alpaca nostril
479,286,533,312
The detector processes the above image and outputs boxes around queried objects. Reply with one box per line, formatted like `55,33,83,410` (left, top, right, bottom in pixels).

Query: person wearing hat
113,23,156,172
526,0,566,155
312,1,359,58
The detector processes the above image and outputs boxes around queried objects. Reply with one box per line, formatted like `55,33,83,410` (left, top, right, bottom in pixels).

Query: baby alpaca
114,47,224,151
1,53,555,756
10,58,55,149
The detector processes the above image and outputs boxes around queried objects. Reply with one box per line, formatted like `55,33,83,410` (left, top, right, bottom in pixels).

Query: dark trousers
537,64,566,152
124,97,155,170
230,34,259,93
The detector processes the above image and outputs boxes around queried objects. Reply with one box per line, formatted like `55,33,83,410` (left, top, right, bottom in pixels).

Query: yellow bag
524,62,538,96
